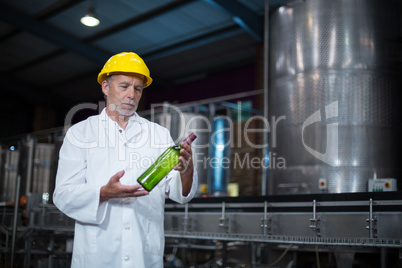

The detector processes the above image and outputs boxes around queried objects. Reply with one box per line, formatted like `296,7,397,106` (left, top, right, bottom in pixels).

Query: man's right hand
100,170,149,202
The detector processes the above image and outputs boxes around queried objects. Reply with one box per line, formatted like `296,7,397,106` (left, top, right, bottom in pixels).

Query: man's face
102,73,144,117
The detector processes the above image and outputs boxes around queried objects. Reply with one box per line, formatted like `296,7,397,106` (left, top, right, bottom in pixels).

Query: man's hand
173,141,194,196
100,170,148,202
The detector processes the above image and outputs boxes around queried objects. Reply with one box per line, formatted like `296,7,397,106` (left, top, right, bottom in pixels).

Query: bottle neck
182,133,197,145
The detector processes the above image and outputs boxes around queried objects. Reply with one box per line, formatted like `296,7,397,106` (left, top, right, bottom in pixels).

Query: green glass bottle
137,133,197,191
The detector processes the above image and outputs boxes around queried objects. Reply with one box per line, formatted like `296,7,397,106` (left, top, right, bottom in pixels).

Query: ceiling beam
0,0,85,42
1,49,66,75
0,2,110,64
0,74,51,105
203,0,263,41
35,0,85,20
143,24,242,61
84,0,198,42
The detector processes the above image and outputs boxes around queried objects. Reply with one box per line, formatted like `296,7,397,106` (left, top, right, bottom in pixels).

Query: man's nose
127,87,135,99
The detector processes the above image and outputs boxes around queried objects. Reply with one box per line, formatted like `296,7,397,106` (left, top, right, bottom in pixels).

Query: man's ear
101,80,109,96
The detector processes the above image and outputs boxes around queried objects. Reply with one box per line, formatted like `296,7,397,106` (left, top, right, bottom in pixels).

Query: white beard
107,100,138,117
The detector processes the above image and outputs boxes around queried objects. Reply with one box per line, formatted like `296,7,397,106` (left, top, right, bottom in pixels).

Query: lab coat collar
99,108,147,145
99,108,143,125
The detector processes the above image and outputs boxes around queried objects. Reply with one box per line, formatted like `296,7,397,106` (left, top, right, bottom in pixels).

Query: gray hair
105,75,114,85
102,75,114,100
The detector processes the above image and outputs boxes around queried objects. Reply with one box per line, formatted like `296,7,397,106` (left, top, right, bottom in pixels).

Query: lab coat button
124,256,129,261
125,226,130,230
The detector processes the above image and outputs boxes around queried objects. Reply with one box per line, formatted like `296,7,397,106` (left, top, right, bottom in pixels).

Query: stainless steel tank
17,137,58,203
268,0,402,194
31,143,55,203
0,148,20,201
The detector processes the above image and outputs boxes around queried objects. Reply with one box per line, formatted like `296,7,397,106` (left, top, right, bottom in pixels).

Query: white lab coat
53,108,198,268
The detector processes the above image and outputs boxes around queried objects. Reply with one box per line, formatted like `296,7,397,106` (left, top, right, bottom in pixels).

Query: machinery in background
2,0,402,260
0,94,400,267
0,130,71,268
0,91,265,267
164,193,402,267
268,0,402,195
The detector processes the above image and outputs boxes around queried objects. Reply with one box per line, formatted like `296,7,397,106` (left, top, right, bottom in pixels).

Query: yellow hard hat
97,52,153,87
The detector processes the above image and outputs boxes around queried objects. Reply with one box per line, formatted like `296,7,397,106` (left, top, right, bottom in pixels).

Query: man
53,52,198,267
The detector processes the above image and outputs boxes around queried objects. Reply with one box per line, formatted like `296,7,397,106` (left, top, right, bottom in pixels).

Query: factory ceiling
0,0,286,110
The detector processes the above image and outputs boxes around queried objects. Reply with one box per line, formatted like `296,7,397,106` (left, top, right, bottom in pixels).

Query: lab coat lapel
99,110,118,148
125,121,144,141
124,120,149,150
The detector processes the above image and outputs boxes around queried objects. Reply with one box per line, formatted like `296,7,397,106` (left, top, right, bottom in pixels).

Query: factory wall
141,64,257,110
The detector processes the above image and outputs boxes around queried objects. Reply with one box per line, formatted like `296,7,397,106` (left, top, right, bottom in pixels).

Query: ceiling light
81,0,100,27
81,11,99,27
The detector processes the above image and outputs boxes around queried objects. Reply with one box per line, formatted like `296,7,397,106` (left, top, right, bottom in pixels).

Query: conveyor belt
165,192,402,213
